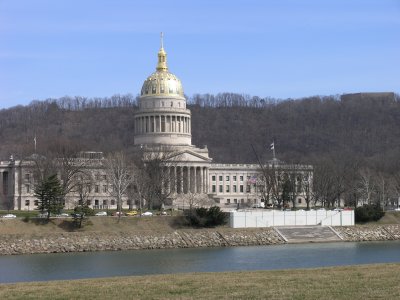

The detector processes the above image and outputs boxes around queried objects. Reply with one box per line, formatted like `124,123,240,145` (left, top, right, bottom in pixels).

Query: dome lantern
140,33,184,98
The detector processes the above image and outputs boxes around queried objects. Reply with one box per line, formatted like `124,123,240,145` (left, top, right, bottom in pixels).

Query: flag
248,175,257,184
270,142,274,150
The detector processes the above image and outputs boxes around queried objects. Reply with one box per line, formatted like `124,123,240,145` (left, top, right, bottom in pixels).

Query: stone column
206,168,209,193
193,167,197,194
180,166,184,194
223,173,226,194
158,115,161,132
199,167,204,193
187,166,191,193
173,166,177,194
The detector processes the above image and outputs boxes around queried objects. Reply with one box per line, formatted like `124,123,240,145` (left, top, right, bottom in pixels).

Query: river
1,241,399,283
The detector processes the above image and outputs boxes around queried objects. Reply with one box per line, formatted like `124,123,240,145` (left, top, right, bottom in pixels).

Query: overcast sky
1,0,399,109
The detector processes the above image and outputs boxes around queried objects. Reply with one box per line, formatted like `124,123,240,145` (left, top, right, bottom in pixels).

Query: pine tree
34,174,64,220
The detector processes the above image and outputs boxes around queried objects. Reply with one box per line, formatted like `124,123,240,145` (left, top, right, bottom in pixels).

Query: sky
1,0,399,109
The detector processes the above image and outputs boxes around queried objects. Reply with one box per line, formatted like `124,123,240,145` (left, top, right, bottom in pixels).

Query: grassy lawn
0,263,399,299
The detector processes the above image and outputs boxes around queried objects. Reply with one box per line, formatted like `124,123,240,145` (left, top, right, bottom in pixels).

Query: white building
0,37,312,211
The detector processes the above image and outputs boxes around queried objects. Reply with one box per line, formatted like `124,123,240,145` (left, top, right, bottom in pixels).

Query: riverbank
0,216,400,255
1,263,399,299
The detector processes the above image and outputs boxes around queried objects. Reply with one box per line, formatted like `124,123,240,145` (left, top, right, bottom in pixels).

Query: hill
1,92,399,173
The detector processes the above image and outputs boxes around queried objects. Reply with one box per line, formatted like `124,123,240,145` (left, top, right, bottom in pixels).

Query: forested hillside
1,92,399,174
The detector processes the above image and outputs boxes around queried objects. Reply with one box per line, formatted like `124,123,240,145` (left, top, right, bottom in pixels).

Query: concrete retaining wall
230,210,354,228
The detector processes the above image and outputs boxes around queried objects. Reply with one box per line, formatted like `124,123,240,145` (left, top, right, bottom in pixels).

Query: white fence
229,209,354,228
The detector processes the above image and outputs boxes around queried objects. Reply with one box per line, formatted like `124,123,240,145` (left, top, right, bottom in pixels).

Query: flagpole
270,141,276,160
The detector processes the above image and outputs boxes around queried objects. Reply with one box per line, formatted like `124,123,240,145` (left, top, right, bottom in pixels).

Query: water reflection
0,241,399,283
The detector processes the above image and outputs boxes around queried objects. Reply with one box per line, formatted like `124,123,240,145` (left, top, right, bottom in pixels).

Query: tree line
1,92,400,209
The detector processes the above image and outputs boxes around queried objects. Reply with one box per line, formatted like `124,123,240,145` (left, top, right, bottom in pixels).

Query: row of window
212,175,249,182
140,100,185,109
24,173,108,182
212,184,252,193
211,174,309,183
226,199,255,204
24,199,117,206
25,184,111,194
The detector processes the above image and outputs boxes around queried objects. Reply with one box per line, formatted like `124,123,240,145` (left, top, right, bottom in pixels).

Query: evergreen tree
34,174,64,220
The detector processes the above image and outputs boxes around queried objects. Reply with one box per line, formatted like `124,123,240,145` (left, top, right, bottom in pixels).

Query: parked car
141,211,153,216
126,210,138,216
112,211,125,216
56,213,70,218
95,211,107,216
2,214,16,219
71,213,82,218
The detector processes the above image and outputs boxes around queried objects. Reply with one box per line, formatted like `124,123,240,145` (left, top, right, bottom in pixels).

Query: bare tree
356,168,376,206
103,152,133,219
175,192,214,211
72,170,94,227
137,145,182,210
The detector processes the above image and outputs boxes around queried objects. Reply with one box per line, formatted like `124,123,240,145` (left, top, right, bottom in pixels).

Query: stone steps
274,226,342,243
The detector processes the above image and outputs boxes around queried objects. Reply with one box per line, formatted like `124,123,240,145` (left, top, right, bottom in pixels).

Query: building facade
0,38,312,211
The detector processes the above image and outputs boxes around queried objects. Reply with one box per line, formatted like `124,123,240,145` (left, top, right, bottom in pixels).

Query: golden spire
156,32,168,71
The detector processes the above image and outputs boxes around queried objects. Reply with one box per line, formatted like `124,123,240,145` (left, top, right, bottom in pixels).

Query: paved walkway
274,226,342,243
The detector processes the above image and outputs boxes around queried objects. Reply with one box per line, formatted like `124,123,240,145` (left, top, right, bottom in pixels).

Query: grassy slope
0,211,399,235
0,264,399,299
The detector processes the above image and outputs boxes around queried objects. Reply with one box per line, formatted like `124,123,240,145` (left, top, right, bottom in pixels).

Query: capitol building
0,37,312,211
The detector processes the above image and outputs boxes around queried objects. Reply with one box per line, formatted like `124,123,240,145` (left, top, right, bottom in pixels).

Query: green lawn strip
0,263,399,299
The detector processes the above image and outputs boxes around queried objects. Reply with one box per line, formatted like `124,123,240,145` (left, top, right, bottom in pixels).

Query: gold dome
140,33,184,98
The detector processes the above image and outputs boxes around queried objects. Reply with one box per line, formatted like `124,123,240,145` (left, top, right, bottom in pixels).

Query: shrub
186,206,227,227
355,204,385,223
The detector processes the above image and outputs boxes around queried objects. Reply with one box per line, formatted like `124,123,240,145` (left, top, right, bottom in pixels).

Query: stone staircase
274,226,342,243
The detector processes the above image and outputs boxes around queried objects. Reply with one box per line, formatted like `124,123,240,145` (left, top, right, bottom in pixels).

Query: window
103,175,107,181
233,185,237,193
226,185,230,193
227,199,231,204
240,176,243,181
219,176,223,181
212,185,216,193
95,174,100,180
219,185,223,193
25,184,30,193
241,199,245,203
103,200,108,206
212,175,216,182
240,185,244,193
233,176,237,181
34,200,38,206
247,176,251,180
226,176,230,181
103,185,108,193
298,198,302,204
246,185,250,193
86,200,91,206
25,173,30,181
95,199,99,206
25,200,30,206
111,199,116,205
95,185,99,193
234,199,238,204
